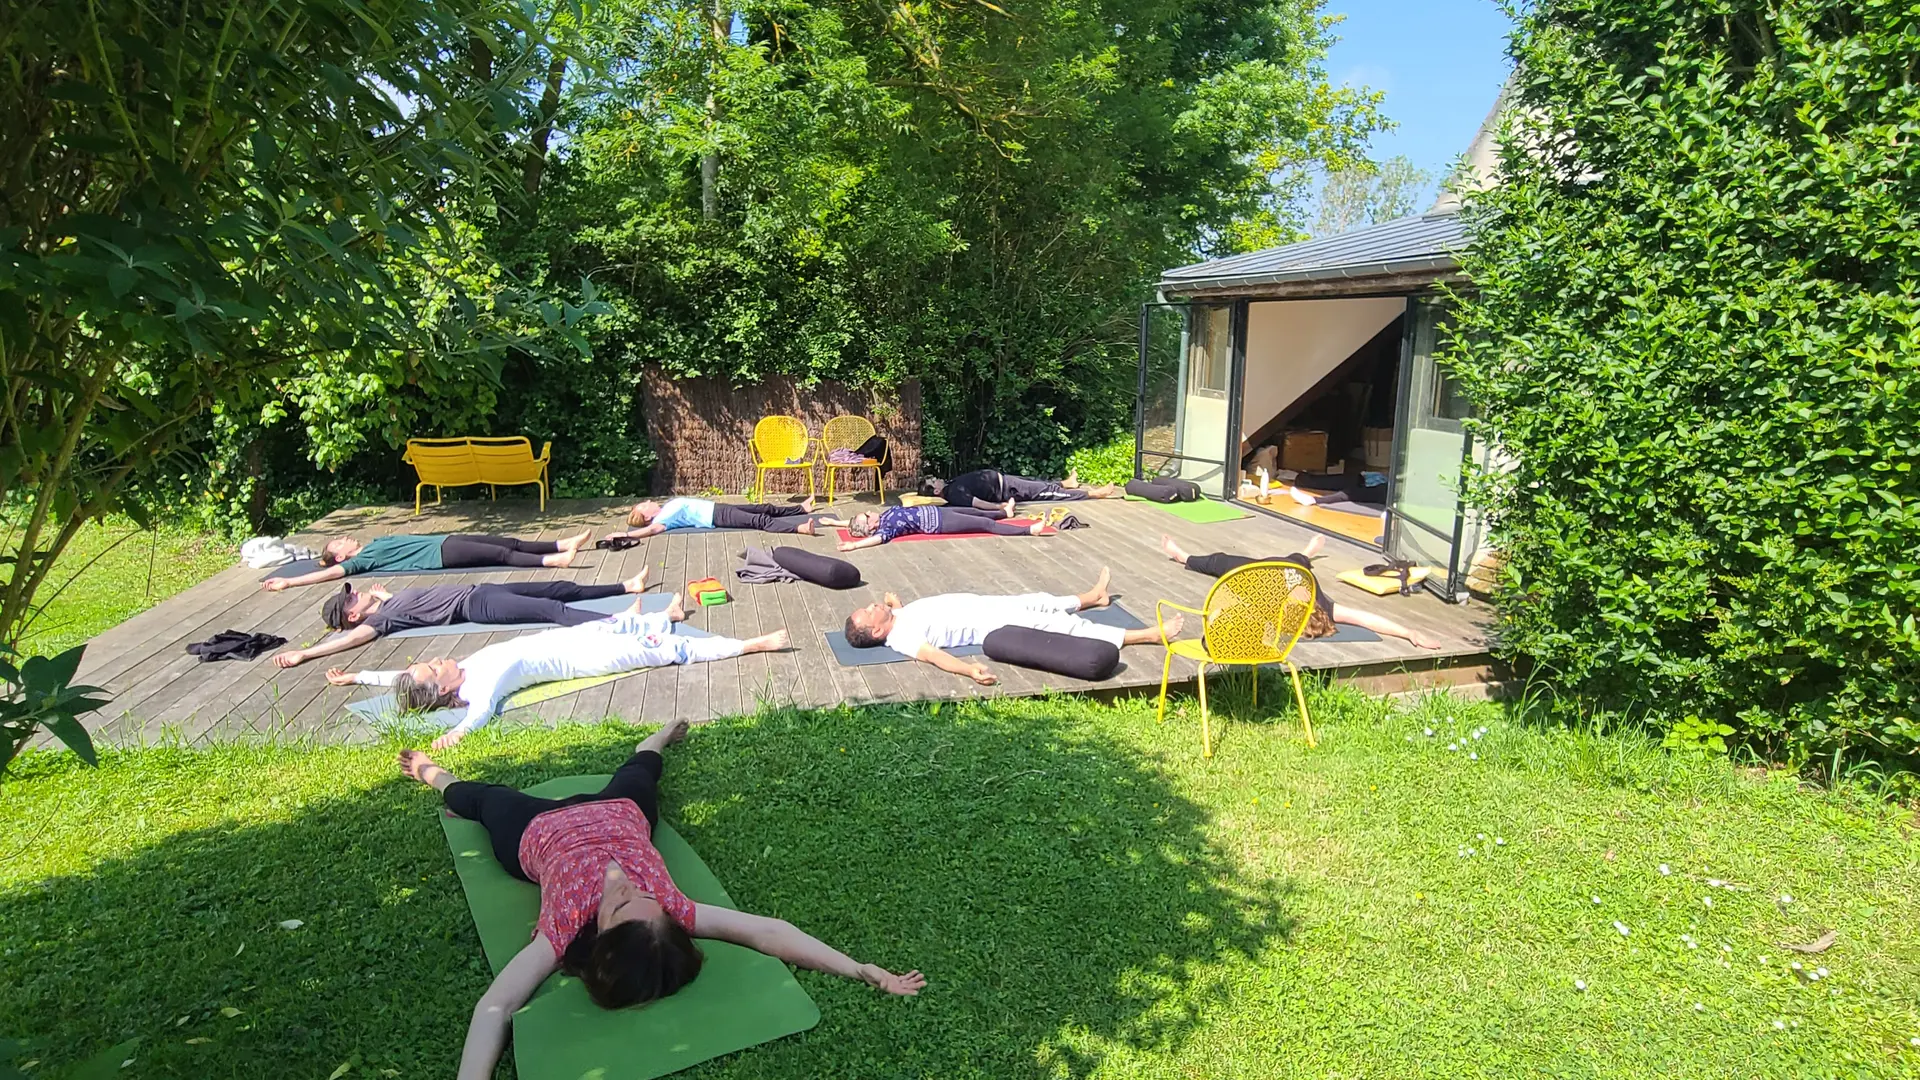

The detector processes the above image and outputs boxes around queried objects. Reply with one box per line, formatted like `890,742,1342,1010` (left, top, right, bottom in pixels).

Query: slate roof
1159,210,1468,295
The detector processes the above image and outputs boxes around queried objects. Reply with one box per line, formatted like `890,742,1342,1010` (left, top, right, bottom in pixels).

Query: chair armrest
1154,599,1208,640
536,441,551,463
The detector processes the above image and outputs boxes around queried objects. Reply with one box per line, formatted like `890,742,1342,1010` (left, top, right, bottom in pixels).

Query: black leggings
1293,472,1387,507
1125,478,1202,503
438,534,561,568
998,475,1085,504
442,750,663,882
459,581,626,627
711,502,811,531
1186,551,1332,617
937,506,1029,536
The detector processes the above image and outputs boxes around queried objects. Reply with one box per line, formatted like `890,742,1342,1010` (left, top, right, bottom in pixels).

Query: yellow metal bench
403,437,552,514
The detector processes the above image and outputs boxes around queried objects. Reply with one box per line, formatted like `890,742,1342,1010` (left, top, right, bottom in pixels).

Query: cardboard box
1280,430,1328,473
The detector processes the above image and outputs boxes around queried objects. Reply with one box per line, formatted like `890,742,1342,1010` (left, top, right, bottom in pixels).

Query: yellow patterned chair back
1201,561,1317,663
751,415,810,464
821,415,878,458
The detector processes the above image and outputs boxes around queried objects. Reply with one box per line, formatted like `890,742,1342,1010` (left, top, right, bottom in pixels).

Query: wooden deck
72,494,1497,745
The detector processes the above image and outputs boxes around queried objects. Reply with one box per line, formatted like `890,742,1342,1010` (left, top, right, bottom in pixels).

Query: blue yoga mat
262,557,521,582
824,603,1147,667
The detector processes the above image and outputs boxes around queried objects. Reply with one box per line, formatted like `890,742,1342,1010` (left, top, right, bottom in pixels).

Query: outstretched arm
915,644,997,685
272,625,378,668
327,667,397,686
261,564,347,591
1329,604,1440,649
613,523,665,540
693,905,924,996
458,936,560,1080
836,535,884,552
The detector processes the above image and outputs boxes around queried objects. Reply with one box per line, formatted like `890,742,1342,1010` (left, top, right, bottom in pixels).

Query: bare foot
1302,534,1325,559
1080,566,1112,609
744,628,791,653
1410,629,1442,650
1160,613,1185,641
1063,468,1081,489
398,749,455,790
563,528,593,552
1286,485,1316,507
1160,534,1189,564
431,728,467,751
639,718,691,753
624,566,651,593
801,495,816,513
665,592,686,623
1090,484,1121,499
546,547,579,569
1002,498,1017,518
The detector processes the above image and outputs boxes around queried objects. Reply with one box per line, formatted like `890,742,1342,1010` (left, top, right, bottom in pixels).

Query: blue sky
1321,1,1517,183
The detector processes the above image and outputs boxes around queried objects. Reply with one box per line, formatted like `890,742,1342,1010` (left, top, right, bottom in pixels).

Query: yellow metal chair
1155,561,1318,757
820,415,887,505
749,416,815,502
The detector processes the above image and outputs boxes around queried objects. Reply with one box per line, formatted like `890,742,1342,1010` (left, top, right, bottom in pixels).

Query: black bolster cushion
1124,478,1202,503
982,626,1121,681
771,546,863,589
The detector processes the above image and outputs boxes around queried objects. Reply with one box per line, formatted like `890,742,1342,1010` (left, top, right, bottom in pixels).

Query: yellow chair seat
820,414,886,505
1167,638,1212,661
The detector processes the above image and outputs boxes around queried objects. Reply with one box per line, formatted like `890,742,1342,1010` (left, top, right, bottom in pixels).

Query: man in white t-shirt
328,594,790,748
840,567,1182,685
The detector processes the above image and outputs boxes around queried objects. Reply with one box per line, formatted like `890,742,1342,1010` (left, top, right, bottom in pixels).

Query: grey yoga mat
262,557,518,582
824,603,1147,667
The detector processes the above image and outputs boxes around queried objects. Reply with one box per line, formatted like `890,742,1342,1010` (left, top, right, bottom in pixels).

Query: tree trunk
701,1,729,219
522,53,567,197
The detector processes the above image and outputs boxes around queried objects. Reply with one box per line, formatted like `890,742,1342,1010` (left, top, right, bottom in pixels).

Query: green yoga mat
440,775,821,1080
1123,495,1251,523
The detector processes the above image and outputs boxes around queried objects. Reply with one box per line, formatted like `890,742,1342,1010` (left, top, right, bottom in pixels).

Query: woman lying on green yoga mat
400,721,925,1079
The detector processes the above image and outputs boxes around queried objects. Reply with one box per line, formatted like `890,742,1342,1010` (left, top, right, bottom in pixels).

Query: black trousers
459,581,627,627
441,750,663,882
1186,551,1332,617
1125,478,1202,503
439,534,562,569
999,475,1085,503
936,506,1029,536
711,502,811,531
1293,472,1387,507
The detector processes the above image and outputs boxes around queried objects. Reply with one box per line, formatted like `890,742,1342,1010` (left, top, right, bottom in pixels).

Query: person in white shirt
839,567,1181,685
328,594,789,748
613,497,825,539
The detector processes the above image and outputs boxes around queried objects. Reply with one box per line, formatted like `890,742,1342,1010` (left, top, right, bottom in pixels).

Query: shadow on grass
2,698,1297,1078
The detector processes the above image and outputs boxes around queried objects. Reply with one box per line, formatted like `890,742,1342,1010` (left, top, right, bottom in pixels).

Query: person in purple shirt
835,502,1054,551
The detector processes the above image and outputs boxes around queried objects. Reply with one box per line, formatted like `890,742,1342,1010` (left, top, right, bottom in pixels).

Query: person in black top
918,468,1121,509
270,569,654,669
1159,534,1441,649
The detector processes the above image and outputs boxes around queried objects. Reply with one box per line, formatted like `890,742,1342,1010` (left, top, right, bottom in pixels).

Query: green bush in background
1449,0,1920,785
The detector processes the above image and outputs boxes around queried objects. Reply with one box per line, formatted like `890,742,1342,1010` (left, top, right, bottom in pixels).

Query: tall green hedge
1450,0,1920,780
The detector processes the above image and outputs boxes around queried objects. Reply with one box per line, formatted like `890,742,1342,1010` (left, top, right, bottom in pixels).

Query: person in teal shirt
261,529,592,591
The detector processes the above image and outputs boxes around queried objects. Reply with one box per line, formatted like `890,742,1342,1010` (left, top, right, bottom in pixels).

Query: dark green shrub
1449,0,1920,779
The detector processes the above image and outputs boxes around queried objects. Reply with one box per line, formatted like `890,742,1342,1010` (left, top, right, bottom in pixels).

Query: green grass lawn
3,689,1917,1078
13,518,235,658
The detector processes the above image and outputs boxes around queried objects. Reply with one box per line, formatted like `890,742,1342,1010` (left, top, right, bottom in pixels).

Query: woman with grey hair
327,594,789,748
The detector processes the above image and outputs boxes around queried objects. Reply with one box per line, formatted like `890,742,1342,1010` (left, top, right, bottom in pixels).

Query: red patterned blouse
518,800,696,956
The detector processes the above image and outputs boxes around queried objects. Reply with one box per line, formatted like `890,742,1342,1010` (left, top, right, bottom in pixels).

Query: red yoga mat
837,519,1041,543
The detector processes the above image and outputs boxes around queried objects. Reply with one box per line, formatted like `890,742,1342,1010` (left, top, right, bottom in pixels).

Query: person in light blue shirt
615,496,823,538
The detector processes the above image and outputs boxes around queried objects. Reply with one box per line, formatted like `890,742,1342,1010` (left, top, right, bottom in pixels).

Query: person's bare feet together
1160,535,1190,564
1078,566,1113,609
399,749,456,791
744,628,791,653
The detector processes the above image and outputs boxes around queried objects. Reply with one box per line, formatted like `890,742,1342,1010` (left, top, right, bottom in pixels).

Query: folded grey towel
735,545,801,585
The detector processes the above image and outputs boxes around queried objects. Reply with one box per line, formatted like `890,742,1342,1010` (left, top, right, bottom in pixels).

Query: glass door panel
1136,302,1234,487
1385,298,1470,596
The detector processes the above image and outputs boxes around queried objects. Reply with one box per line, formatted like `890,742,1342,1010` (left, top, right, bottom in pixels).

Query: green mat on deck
439,774,820,1080
1123,494,1251,523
